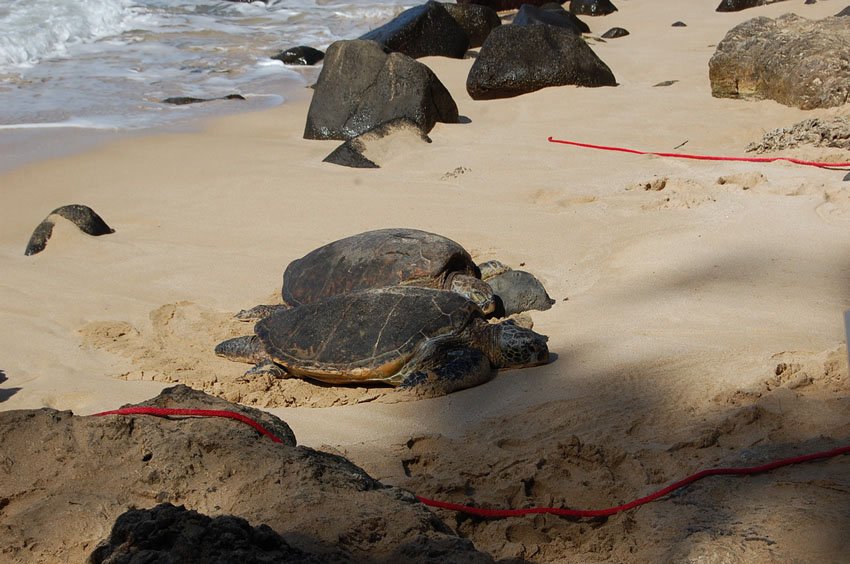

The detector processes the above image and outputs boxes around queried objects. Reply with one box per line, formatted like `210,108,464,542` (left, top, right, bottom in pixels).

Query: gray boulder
466,24,616,100
457,0,560,11
360,1,469,59
323,118,433,169
441,2,502,48
513,3,590,34
488,270,555,316
304,40,459,140
709,14,850,109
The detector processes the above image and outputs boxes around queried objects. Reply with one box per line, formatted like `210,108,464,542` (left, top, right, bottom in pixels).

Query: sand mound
0,385,491,563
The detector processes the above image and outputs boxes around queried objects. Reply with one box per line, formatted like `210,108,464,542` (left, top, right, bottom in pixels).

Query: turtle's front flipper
235,304,291,322
245,360,290,379
399,347,492,398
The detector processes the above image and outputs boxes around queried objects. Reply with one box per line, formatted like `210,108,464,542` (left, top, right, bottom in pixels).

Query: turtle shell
255,286,483,383
282,228,481,306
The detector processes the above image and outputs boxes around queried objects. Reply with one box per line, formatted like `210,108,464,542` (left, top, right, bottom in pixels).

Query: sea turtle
237,228,497,320
216,286,549,398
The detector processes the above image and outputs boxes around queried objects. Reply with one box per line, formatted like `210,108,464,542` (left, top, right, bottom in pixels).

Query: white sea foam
0,0,135,67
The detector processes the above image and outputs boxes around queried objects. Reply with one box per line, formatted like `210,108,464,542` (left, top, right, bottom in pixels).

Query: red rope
93,406,849,519
92,406,285,444
547,136,850,169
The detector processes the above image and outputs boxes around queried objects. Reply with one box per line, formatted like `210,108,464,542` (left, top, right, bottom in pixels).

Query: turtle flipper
399,347,492,398
245,360,290,379
235,304,291,322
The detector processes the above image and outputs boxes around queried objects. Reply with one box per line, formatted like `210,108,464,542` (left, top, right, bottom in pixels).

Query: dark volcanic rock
323,118,432,169
715,0,787,12
162,94,245,105
838,6,850,16
360,1,469,59
304,40,459,140
0,385,494,563
466,24,616,100
513,3,590,34
457,0,560,11
672,21,687,27
90,504,333,564
569,0,617,16
601,27,629,38
441,2,502,48
487,270,555,316
709,13,850,109
24,204,114,256
272,45,324,65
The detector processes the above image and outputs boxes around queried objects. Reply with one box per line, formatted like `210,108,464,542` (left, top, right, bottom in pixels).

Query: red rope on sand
92,406,285,444
547,136,850,169
94,406,850,519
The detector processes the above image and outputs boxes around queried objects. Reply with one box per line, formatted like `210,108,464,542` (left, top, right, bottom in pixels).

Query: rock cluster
746,116,850,153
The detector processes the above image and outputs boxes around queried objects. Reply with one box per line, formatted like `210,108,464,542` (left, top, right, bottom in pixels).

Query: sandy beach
2,0,850,561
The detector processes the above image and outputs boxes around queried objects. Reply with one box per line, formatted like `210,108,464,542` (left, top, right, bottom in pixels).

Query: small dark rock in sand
162,94,245,105
601,27,629,38
715,0,787,12
24,204,114,256
323,118,432,169
513,3,590,34
359,1,469,59
570,0,618,16
272,45,324,65
672,21,687,27
653,80,679,87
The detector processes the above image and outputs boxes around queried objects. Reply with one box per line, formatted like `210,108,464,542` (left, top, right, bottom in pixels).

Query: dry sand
2,0,850,561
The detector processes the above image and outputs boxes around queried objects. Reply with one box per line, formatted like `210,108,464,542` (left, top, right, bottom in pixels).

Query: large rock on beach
0,385,493,563
441,2,502,48
323,118,433,168
715,0,787,12
359,1,469,59
304,40,459,140
569,0,617,16
466,24,616,100
513,3,590,34
709,14,850,109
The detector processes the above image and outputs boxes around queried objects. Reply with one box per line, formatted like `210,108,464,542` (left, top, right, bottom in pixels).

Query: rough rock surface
24,204,115,256
715,0,787,12
324,118,433,169
359,1,469,59
304,40,459,140
708,14,850,109
0,385,492,563
466,24,616,100
513,3,590,34
569,0,617,16
90,503,334,563
456,0,558,11
441,2,501,48
746,116,850,153
601,26,629,38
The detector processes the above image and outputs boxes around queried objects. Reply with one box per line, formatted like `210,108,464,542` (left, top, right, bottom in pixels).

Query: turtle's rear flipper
245,360,290,379
399,348,492,398
235,304,291,322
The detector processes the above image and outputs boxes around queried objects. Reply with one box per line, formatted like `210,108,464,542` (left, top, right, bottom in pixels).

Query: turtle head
448,274,496,314
491,321,549,369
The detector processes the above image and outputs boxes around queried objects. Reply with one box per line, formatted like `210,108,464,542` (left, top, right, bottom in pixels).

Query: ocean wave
0,0,135,67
